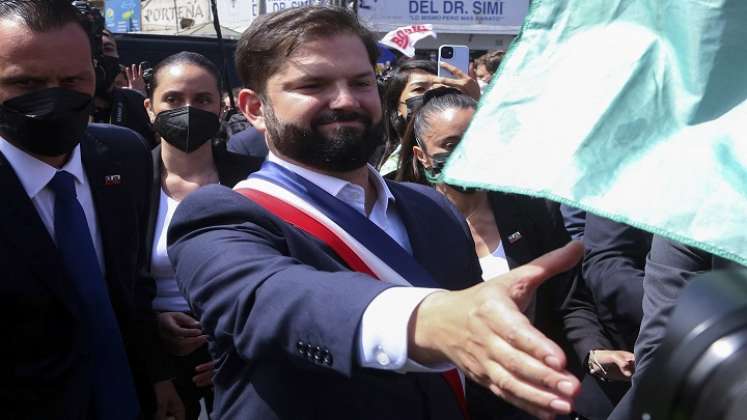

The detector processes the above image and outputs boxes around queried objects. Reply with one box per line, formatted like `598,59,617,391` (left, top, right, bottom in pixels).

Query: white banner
216,0,259,32
358,0,530,34
265,0,329,13
141,0,212,32
380,24,436,57
214,0,332,34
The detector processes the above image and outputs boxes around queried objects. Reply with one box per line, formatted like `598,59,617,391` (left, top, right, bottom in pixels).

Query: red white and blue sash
234,161,469,419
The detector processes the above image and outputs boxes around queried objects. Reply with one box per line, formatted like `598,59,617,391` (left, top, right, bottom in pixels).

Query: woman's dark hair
148,51,222,98
378,60,438,167
235,6,378,95
396,89,477,184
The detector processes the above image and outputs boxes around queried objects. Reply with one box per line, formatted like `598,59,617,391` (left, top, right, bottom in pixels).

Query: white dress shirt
268,153,449,372
0,137,105,272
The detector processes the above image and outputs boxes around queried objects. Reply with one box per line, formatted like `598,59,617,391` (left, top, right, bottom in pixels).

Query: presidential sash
234,161,469,419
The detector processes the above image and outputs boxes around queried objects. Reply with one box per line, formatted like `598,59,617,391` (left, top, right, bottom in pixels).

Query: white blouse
151,188,190,313
479,241,510,280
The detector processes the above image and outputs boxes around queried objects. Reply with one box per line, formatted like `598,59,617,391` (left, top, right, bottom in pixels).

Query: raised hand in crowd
431,61,482,100
125,62,147,96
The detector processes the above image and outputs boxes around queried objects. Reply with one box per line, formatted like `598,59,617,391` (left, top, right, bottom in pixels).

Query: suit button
323,354,333,366
296,341,306,355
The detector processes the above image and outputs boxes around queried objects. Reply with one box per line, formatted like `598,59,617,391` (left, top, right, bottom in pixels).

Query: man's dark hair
0,0,85,33
149,51,222,98
235,5,379,95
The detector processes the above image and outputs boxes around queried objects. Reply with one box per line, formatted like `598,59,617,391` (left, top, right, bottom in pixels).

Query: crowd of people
0,1,737,420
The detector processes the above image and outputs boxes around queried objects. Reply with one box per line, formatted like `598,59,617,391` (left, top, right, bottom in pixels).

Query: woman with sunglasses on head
396,88,633,420
142,51,263,420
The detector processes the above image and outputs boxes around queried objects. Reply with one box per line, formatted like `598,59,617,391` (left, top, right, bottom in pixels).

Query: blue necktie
48,171,139,420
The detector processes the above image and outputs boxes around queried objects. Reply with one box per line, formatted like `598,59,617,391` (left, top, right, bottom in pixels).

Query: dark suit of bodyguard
0,125,159,418
0,2,174,418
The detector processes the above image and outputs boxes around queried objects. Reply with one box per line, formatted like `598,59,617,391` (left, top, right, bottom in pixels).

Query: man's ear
238,88,266,132
143,98,156,123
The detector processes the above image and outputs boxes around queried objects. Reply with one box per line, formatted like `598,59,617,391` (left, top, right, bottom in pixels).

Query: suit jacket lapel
388,183,469,291
489,192,536,269
387,184,433,266
0,151,81,319
143,145,162,272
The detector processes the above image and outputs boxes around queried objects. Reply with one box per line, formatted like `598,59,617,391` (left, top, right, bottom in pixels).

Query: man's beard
263,102,384,172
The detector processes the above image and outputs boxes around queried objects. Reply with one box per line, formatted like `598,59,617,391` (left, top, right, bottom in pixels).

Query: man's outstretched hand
409,241,584,420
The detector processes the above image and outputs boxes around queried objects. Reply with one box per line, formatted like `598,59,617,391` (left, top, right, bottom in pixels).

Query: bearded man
167,6,583,420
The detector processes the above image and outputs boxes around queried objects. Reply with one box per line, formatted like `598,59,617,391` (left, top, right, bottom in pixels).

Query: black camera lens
636,269,747,420
442,47,454,59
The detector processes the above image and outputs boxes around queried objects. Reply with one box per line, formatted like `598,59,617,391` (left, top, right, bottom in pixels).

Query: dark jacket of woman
467,191,583,420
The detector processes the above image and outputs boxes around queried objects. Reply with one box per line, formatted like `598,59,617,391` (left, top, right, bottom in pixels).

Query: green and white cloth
443,0,747,265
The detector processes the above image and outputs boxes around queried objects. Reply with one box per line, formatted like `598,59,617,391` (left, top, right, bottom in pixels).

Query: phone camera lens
442,47,454,59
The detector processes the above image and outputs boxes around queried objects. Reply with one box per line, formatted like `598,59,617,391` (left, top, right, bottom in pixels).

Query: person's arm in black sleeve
582,213,650,336
561,271,614,366
633,236,711,377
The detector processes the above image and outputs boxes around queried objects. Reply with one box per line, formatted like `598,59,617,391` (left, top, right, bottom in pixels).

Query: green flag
443,0,747,265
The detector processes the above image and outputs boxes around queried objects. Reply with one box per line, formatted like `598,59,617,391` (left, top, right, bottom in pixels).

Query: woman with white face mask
142,51,263,420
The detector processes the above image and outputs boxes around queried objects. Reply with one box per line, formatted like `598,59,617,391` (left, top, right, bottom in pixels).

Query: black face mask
153,106,220,153
393,95,425,137
0,87,93,157
95,55,121,97
423,151,479,194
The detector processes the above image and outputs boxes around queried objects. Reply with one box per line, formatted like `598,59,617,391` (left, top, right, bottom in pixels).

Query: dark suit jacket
1,124,163,419
580,214,651,353
561,215,651,419
468,193,579,420
226,126,268,160
167,180,482,420
608,236,742,420
143,142,263,271
559,204,587,241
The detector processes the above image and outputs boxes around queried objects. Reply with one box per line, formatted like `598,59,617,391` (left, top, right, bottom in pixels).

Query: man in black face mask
166,6,583,420
0,1,183,419
91,29,156,147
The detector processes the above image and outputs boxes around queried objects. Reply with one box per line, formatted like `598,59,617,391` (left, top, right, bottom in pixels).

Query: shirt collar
267,151,396,209
0,136,86,199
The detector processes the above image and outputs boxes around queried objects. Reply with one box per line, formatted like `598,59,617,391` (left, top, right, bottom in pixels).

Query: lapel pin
104,174,121,186
508,231,523,244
